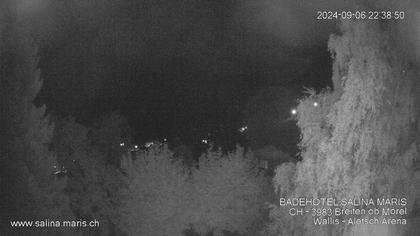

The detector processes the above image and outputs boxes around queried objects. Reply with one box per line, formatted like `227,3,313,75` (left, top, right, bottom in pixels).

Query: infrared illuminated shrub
121,145,270,236
267,11,420,236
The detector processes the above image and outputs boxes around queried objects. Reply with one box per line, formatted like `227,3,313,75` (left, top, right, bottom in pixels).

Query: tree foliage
189,146,270,236
88,112,131,166
121,145,192,236
53,116,126,235
121,145,270,236
268,8,420,236
0,5,75,235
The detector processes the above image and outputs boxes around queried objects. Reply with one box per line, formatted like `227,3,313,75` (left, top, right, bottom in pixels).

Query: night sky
30,0,342,150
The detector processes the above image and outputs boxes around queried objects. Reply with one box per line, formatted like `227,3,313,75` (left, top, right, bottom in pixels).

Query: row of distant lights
203,102,321,144
120,138,167,149
290,102,318,115
202,126,248,144
118,102,319,147
203,126,248,144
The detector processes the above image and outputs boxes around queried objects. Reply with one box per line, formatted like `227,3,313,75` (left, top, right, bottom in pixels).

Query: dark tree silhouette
53,116,126,235
0,3,74,235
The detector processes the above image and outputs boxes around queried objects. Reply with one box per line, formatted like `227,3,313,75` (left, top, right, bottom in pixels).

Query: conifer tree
121,144,191,236
53,117,126,235
0,3,75,235
189,146,270,236
121,145,270,236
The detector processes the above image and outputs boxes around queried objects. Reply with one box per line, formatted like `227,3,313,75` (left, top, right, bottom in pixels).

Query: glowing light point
238,126,248,133
120,142,125,147
134,145,139,149
313,102,319,107
202,139,208,144
145,142,154,148
291,109,297,115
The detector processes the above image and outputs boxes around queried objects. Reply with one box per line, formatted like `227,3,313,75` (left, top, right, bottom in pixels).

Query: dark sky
27,0,343,148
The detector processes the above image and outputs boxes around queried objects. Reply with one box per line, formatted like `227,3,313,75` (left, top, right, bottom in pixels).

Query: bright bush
121,145,270,236
189,146,270,236
268,8,420,236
